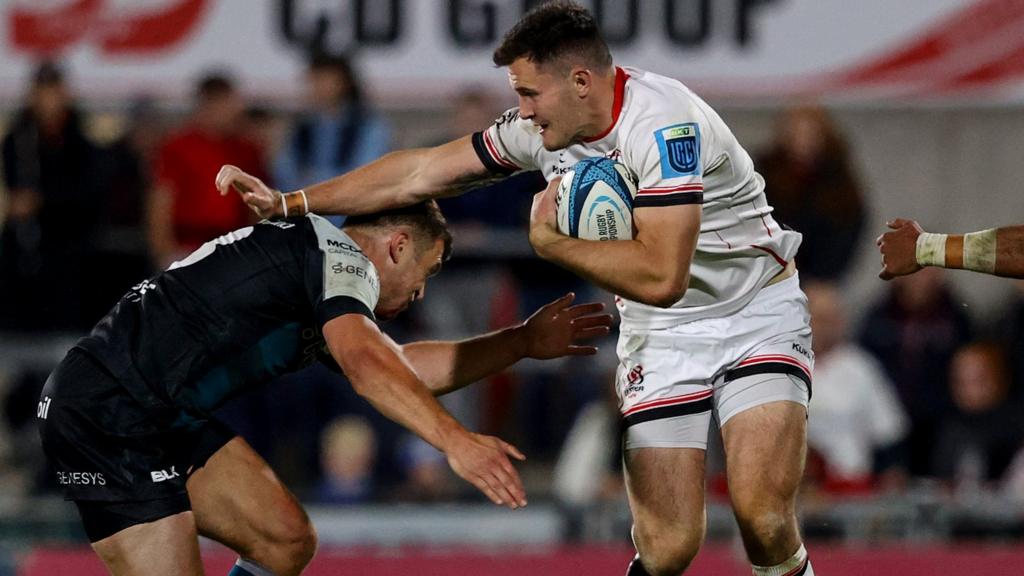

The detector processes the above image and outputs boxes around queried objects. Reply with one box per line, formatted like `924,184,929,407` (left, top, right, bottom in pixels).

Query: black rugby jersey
75,215,379,415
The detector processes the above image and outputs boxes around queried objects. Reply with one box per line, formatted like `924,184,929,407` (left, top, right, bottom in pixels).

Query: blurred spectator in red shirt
147,73,266,268
756,105,866,282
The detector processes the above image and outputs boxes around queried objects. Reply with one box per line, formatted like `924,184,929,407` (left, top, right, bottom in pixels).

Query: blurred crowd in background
3,54,1024,519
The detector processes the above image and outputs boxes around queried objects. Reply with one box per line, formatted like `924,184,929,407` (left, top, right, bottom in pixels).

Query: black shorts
38,349,236,542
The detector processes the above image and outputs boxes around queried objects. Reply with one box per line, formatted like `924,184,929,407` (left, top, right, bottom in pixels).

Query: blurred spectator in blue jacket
274,52,391,226
313,416,378,504
0,61,102,332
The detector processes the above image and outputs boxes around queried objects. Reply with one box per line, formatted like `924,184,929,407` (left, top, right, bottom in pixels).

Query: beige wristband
963,228,998,273
282,190,309,216
916,232,948,268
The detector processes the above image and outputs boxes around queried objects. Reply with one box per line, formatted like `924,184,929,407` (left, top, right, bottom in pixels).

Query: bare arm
323,313,527,508
401,293,612,396
528,179,700,307
878,219,1024,279
217,136,500,218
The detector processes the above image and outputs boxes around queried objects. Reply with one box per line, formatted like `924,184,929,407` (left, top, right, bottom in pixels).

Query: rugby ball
556,157,637,241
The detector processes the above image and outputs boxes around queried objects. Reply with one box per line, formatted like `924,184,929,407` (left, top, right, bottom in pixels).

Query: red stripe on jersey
482,130,520,171
622,389,713,417
738,355,812,378
637,184,704,196
583,67,630,143
750,244,787,268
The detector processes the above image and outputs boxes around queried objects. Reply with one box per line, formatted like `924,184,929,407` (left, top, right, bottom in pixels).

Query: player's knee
734,506,793,550
253,503,318,572
633,524,703,576
278,509,318,568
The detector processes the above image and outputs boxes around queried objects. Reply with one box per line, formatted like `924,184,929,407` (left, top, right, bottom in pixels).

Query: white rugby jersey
472,66,802,330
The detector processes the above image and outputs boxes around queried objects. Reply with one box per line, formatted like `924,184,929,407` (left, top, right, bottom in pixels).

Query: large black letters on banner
355,0,401,44
737,0,781,46
278,0,402,52
276,0,779,53
665,0,710,47
449,0,497,46
593,0,639,45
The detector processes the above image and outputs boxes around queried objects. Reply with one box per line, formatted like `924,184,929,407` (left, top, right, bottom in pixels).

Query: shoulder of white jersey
618,69,710,208
471,106,539,175
308,215,381,322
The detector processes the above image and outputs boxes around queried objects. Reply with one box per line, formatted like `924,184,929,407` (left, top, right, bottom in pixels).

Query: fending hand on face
877,218,924,280
216,164,283,219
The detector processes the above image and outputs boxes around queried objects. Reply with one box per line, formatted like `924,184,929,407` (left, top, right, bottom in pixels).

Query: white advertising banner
2,0,1023,105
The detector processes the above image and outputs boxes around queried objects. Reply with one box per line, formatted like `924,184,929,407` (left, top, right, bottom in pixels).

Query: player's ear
572,67,591,98
388,230,412,264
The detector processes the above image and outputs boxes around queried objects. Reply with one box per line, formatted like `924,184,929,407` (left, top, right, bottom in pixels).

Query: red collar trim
582,66,629,143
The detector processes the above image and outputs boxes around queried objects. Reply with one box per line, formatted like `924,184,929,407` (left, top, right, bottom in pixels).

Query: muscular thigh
721,396,807,506
186,436,308,555
624,447,706,539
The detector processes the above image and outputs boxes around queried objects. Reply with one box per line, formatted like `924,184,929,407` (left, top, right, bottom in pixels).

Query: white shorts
615,274,813,450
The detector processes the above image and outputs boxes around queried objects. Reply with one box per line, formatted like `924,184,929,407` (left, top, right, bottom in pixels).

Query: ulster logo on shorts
627,365,644,386
621,364,646,399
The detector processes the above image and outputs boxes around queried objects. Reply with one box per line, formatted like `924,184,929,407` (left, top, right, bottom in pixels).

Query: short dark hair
308,50,363,105
493,1,611,70
33,60,65,87
344,201,453,261
195,73,235,102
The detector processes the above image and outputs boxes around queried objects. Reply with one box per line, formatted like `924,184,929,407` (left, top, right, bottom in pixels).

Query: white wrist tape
916,233,947,268
299,189,309,214
963,228,998,273
280,193,289,218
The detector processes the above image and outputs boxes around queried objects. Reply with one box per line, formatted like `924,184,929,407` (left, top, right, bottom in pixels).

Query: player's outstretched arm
528,179,700,307
401,293,612,396
216,136,495,218
878,219,1024,279
323,313,528,509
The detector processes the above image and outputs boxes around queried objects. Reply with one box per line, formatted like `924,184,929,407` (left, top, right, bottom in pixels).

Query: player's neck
579,68,619,140
343,228,386,269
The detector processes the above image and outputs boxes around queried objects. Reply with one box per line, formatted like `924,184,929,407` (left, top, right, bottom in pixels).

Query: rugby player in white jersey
878,218,1024,279
218,2,814,574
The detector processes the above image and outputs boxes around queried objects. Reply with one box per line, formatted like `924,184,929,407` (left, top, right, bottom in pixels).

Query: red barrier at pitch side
19,543,1024,575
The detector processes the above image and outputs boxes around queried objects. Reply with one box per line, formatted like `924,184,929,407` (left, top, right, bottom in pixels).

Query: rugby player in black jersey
38,200,612,576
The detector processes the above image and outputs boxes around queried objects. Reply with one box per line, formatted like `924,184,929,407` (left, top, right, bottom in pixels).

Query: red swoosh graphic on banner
9,0,102,54
99,0,208,54
678,0,1024,100
834,0,1024,91
940,40,1024,90
8,0,207,55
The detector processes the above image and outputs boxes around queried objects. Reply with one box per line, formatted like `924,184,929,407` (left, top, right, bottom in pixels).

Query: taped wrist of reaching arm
916,229,997,273
280,189,309,217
